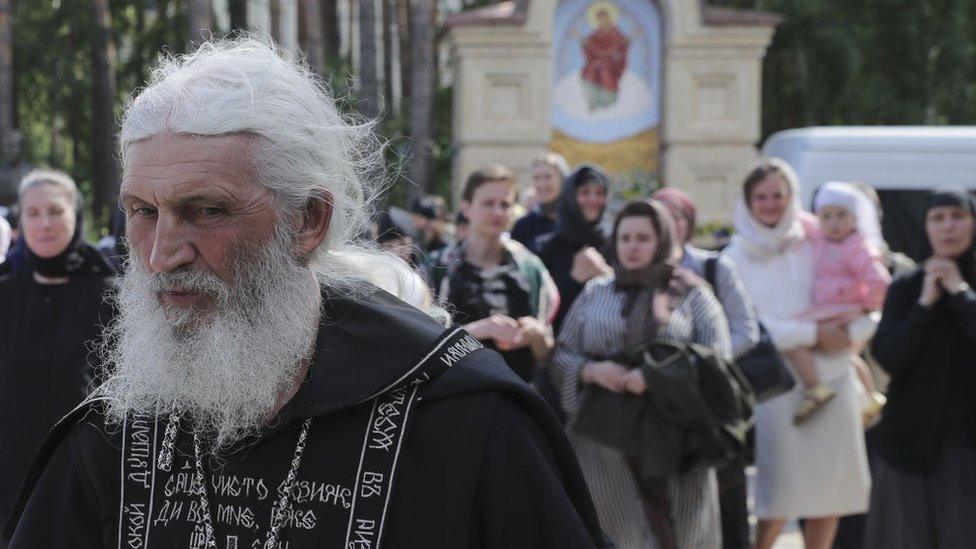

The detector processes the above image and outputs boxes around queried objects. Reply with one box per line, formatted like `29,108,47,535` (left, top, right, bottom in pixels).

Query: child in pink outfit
787,181,892,424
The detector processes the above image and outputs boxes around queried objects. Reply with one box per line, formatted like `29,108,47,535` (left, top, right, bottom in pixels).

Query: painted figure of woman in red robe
582,6,629,111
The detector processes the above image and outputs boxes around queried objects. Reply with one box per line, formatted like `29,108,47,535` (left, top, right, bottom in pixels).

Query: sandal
793,384,836,425
862,391,887,429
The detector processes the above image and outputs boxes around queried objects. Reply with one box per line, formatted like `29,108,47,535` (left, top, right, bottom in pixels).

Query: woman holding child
723,159,871,549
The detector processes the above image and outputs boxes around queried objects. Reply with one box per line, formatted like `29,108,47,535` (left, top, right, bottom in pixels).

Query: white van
761,126,976,259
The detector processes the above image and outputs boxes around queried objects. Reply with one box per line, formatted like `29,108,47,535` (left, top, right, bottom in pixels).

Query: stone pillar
660,6,778,223
446,0,556,205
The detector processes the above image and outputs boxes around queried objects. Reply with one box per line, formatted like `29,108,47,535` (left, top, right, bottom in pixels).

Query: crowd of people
362,150,976,549
1,38,976,549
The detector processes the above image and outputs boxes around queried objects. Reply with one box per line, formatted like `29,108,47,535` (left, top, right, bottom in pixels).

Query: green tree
715,0,976,138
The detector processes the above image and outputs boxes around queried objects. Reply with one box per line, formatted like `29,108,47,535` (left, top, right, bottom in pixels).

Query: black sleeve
871,274,937,378
4,430,103,548
473,398,605,549
510,217,531,248
946,287,976,346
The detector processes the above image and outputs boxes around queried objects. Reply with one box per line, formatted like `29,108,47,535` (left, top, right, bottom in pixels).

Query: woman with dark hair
0,169,115,527
865,186,976,548
553,199,729,548
537,164,613,334
723,159,870,549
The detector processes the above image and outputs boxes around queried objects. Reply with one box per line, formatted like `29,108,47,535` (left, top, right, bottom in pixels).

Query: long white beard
99,228,321,451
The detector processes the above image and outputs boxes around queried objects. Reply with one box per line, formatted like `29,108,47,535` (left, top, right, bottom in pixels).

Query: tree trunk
407,0,434,199
382,0,394,112
301,0,325,74
228,0,247,31
270,0,282,43
359,0,379,118
132,0,148,86
320,0,339,65
187,0,211,48
0,0,13,163
91,0,119,225
398,0,412,105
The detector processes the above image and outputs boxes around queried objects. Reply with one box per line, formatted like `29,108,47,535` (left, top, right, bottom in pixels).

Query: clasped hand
466,314,547,351
582,360,647,394
919,257,970,307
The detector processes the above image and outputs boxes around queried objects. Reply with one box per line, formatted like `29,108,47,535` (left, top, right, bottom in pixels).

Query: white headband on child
813,181,885,251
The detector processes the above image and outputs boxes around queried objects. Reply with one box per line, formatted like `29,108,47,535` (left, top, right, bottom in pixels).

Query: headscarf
610,200,681,347
731,158,809,260
554,164,609,249
0,215,10,264
651,187,697,244
24,193,114,278
813,181,885,251
924,185,976,281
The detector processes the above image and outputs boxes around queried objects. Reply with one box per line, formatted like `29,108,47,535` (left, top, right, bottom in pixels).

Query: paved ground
773,523,803,548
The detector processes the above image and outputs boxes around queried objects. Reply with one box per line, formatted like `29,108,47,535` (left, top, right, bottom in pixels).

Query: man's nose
148,216,196,274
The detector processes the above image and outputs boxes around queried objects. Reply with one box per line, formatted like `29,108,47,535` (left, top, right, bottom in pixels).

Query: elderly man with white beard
0,39,609,549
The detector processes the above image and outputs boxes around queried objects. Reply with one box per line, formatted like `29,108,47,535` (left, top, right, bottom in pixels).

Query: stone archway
445,0,779,224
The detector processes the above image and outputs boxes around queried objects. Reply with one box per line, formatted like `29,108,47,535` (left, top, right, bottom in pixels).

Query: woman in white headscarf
722,159,870,549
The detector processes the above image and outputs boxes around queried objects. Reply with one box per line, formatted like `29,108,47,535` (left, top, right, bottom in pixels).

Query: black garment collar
275,285,448,424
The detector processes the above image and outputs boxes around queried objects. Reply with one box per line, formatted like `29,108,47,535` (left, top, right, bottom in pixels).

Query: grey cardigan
682,244,760,358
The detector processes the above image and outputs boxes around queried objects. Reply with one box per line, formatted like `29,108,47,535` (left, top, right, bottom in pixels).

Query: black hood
923,185,976,282
554,164,609,249
275,284,539,425
24,189,115,278
279,287,457,421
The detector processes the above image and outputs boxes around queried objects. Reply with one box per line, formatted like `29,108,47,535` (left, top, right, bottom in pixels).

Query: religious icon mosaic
551,0,662,176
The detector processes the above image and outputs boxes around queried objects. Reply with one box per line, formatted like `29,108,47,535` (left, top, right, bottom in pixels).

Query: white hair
19,168,79,205
119,36,444,321
531,151,571,179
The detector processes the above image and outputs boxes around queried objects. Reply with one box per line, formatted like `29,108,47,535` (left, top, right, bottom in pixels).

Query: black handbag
732,324,795,402
704,257,796,402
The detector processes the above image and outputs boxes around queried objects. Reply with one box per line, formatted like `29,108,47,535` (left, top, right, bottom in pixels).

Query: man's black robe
2,287,610,548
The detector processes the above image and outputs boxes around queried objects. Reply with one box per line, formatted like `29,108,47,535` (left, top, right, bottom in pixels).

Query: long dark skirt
864,447,976,549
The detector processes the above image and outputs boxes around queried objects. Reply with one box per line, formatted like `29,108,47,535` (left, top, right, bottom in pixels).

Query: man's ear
293,195,333,259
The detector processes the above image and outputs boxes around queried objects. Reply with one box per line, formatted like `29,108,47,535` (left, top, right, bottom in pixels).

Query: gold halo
587,1,620,28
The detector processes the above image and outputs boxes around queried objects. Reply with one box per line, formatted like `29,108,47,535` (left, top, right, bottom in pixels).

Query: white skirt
753,352,872,519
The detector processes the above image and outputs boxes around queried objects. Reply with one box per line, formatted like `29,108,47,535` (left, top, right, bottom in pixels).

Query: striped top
551,274,732,549
553,274,732,416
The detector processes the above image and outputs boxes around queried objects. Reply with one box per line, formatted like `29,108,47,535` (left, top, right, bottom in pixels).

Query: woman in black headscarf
865,186,976,548
537,164,613,335
0,169,115,527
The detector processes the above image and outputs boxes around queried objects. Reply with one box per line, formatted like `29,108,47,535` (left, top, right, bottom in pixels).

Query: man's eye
200,207,225,216
133,207,156,216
